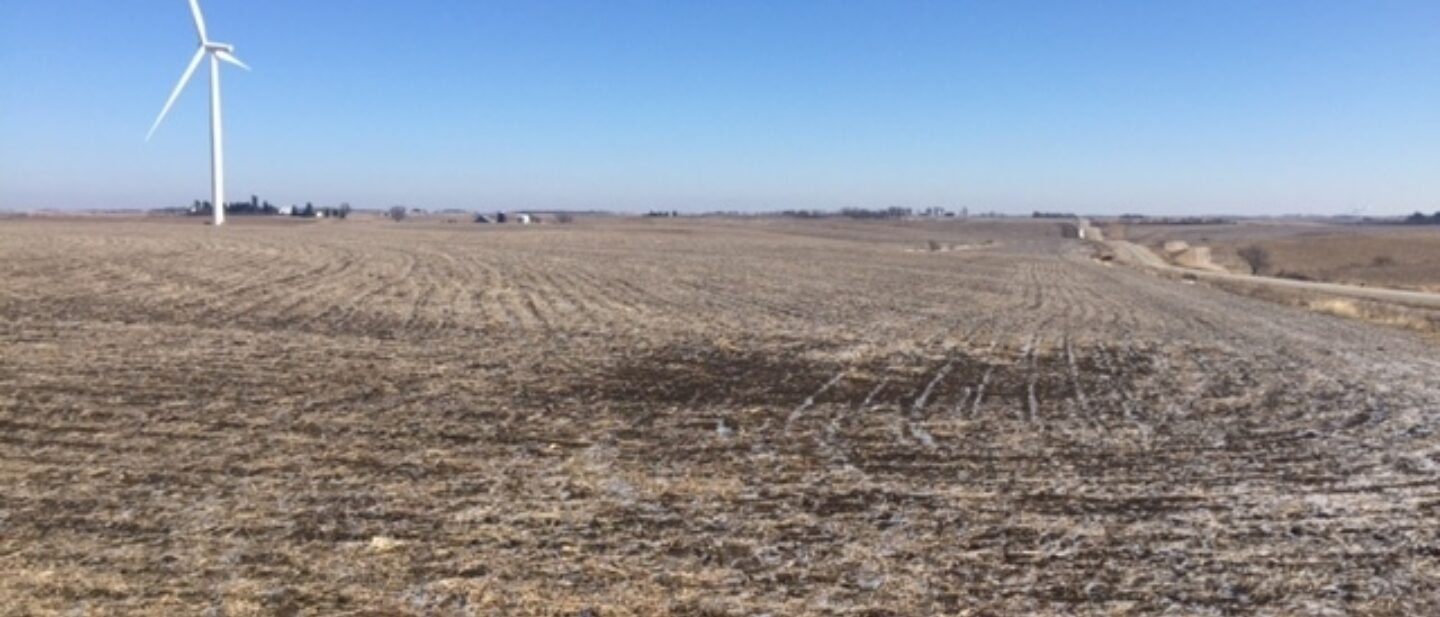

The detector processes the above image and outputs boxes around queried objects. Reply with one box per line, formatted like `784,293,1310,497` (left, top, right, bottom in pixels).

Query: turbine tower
147,0,249,226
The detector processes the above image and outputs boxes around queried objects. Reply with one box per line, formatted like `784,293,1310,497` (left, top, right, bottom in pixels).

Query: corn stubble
2,217,1438,615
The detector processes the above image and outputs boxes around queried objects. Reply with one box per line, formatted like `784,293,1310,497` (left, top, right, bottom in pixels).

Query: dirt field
3,217,1439,616
1113,221,1440,292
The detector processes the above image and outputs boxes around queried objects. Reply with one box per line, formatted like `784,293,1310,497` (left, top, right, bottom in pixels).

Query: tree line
184,196,352,219
1402,211,1440,225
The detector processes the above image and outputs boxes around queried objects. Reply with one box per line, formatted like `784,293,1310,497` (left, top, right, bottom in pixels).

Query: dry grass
1197,277,1440,338
3,217,1440,615
1115,222,1440,291
1306,298,1440,335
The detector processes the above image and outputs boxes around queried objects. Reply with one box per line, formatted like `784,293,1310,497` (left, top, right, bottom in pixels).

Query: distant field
3,217,1439,615
1113,222,1440,291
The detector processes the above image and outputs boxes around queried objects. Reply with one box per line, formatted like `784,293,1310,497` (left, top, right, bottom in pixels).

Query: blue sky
2,1,1437,214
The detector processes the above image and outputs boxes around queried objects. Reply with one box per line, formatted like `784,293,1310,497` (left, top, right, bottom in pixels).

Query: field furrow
2,217,1438,616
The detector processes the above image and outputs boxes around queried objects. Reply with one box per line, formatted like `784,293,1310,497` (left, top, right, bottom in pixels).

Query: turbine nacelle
206,42,249,71
185,0,248,70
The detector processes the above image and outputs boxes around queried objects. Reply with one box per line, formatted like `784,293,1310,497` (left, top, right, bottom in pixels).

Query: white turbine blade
188,0,209,42
146,48,207,141
215,49,250,71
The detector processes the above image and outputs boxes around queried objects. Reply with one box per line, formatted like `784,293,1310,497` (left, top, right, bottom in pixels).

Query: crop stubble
2,218,1439,615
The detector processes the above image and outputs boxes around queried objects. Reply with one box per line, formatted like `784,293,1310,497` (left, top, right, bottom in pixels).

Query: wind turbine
147,0,249,226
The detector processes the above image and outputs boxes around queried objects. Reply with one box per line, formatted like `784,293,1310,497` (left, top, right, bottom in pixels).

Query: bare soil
2,217,1439,615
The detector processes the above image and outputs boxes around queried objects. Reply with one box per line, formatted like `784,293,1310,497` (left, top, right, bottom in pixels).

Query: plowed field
3,217,1438,615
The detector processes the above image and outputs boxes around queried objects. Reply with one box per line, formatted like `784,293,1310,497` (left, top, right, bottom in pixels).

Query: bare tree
1237,245,1271,275
388,206,407,222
